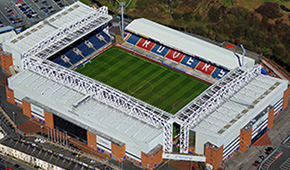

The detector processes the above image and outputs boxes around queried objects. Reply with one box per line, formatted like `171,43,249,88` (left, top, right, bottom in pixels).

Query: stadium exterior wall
44,111,54,129
192,76,288,169
5,86,14,105
7,72,164,170
204,143,223,169
0,52,13,76
240,127,252,152
283,87,290,110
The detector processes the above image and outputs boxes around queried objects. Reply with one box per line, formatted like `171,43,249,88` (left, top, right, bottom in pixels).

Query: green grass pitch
75,46,210,114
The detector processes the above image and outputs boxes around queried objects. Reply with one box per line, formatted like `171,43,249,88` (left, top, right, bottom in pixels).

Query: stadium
0,2,289,170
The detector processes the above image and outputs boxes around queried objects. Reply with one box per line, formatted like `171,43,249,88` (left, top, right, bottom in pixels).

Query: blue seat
76,42,95,57
126,34,140,45
53,57,72,68
64,50,83,65
51,31,111,67
151,44,169,57
100,31,111,43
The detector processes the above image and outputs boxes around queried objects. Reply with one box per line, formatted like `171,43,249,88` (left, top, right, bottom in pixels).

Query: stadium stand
136,38,155,51
48,30,111,68
125,33,229,80
195,61,216,75
164,49,185,63
150,43,170,57
126,33,141,46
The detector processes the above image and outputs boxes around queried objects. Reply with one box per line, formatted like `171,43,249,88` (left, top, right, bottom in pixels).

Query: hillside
96,0,290,72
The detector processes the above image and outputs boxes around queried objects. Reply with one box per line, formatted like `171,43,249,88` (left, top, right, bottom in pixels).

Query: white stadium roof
0,29,16,44
125,18,255,70
192,72,287,138
9,70,163,155
4,1,94,54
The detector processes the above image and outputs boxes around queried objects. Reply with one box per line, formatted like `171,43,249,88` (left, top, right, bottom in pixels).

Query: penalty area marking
128,81,154,96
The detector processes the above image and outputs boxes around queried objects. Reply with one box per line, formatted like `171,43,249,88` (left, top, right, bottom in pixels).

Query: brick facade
240,127,252,152
141,146,163,170
0,52,13,76
283,87,290,110
204,144,223,169
22,100,32,118
111,143,125,161
44,111,54,129
267,107,275,129
87,131,97,150
5,87,15,104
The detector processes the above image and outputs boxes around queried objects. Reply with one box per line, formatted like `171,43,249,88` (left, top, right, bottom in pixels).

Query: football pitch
75,46,210,114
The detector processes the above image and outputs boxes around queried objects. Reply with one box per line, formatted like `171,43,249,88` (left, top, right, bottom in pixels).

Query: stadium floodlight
241,44,246,67
119,2,126,41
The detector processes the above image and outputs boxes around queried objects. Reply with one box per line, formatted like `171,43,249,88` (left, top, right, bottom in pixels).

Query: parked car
252,163,258,167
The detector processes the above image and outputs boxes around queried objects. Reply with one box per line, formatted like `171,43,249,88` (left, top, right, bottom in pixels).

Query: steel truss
21,6,111,60
22,58,173,152
179,65,261,153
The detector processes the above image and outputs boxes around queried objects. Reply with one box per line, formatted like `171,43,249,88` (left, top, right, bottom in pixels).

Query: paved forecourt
75,46,210,114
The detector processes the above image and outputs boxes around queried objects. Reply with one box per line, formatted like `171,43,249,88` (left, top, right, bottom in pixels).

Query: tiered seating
126,34,140,45
49,31,111,68
164,49,185,63
125,33,228,80
151,44,169,57
63,48,83,65
136,38,155,51
76,41,95,57
52,56,72,68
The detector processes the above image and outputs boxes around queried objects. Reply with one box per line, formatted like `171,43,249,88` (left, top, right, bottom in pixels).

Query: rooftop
191,72,287,138
4,1,94,54
125,18,255,70
8,70,163,153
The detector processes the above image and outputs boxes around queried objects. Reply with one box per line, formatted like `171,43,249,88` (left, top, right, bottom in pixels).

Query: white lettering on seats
157,46,165,53
202,64,210,71
218,69,226,77
186,57,194,65
173,51,180,59
142,40,151,48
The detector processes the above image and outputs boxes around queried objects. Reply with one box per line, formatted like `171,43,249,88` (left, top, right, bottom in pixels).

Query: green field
75,46,210,114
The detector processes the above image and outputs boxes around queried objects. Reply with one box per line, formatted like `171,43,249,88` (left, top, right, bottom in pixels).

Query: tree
255,2,282,19
208,6,221,22
183,12,193,21
273,43,288,59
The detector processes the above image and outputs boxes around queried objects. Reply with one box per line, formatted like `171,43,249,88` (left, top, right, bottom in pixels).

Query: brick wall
0,52,13,76
5,87,15,104
44,111,54,129
267,107,275,129
141,146,163,170
22,100,32,118
204,144,223,169
240,127,252,152
111,143,125,161
283,87,290,110
87,131,97,150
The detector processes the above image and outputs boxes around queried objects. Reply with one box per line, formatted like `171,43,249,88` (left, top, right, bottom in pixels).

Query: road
0,153,36,170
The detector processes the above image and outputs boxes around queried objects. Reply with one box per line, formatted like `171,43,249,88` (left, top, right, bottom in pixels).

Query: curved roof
125,18,255,70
